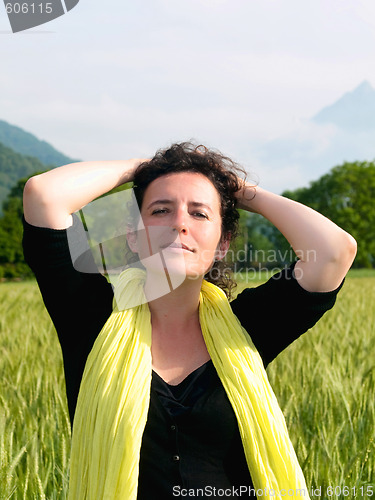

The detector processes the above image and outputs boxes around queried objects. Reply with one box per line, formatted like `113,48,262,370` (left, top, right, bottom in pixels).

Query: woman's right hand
23,158,148,229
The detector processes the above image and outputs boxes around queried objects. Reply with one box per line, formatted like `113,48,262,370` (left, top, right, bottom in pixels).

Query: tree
0,174,44,278
230,211,283,271
283,161,375,268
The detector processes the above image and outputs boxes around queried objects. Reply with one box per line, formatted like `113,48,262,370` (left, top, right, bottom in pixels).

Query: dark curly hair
128,141,247,299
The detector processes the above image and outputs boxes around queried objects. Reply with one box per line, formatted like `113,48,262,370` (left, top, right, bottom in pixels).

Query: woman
23,142,356,499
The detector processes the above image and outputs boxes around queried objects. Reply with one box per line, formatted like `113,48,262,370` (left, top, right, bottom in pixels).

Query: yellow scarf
68,268,310,499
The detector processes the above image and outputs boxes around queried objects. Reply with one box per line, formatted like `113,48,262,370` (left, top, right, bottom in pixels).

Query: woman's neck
146,275,203,332
146,275,210,383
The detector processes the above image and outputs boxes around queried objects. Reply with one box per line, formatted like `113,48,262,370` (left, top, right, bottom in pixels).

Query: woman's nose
172,211,188,234
175,224,187,234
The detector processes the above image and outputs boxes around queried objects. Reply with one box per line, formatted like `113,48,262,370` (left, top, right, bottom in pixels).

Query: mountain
0,119,75,166
313,80,375,131
253,81,375,194
0,142,48,210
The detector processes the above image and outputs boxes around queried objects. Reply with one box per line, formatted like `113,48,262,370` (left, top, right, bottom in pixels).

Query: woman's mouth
161,242,194,252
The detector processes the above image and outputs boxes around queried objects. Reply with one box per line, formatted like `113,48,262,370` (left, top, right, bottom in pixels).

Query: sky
1,0,375,191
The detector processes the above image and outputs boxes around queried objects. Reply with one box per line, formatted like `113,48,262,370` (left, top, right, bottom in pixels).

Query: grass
266,275,375,498
0,282,70,499
0,276,374,499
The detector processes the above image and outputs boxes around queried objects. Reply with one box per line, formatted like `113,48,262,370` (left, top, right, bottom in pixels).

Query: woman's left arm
236,184,357,292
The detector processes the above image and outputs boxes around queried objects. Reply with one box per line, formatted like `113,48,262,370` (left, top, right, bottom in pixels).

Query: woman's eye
193,212,208,219
151,208,169,215
151,209,208,219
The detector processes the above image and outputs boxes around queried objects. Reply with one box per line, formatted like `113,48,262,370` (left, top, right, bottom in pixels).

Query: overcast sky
1,0,375,190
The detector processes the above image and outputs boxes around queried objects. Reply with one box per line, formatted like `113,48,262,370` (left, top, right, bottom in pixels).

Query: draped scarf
68,268,310,499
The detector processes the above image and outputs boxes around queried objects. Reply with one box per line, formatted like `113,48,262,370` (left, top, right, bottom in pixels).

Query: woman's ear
215,238,230,261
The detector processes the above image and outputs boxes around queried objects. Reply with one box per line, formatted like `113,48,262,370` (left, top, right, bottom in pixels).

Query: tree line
0,160,374,279
232,160,375,271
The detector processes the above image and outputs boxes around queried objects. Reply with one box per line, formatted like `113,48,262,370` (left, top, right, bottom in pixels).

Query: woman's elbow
334,230,357,271
24,175,43,208
23,174,55,226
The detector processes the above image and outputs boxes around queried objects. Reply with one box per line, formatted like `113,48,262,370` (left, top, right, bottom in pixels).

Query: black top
22,216,342,499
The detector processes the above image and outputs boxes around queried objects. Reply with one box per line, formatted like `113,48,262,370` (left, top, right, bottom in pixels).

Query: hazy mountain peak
313,80,375,131
355,80,374,93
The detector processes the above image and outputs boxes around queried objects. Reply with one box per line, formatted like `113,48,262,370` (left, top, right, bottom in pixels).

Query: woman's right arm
23,159,146,229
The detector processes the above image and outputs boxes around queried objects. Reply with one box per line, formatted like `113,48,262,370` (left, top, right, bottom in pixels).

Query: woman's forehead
144,172,220,204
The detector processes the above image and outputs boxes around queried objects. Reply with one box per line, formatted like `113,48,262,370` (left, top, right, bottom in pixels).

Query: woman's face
129,172,229,281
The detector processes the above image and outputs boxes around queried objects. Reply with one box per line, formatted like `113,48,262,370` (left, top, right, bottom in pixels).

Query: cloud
2,0,375,189
253,120,375,193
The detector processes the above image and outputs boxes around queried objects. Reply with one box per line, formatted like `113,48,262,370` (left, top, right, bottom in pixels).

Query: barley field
0,274,374,499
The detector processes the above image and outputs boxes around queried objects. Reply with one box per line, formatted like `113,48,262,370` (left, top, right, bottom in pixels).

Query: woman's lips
161,243,194,252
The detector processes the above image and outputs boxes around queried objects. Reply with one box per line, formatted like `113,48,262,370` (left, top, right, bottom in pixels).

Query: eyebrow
146,199,213,212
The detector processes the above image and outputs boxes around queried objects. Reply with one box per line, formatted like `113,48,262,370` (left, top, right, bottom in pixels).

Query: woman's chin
140,253,185,290
142,257,208,294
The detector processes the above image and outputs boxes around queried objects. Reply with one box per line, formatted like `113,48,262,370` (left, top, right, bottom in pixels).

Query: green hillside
0,142,49,210
0,119,75,166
